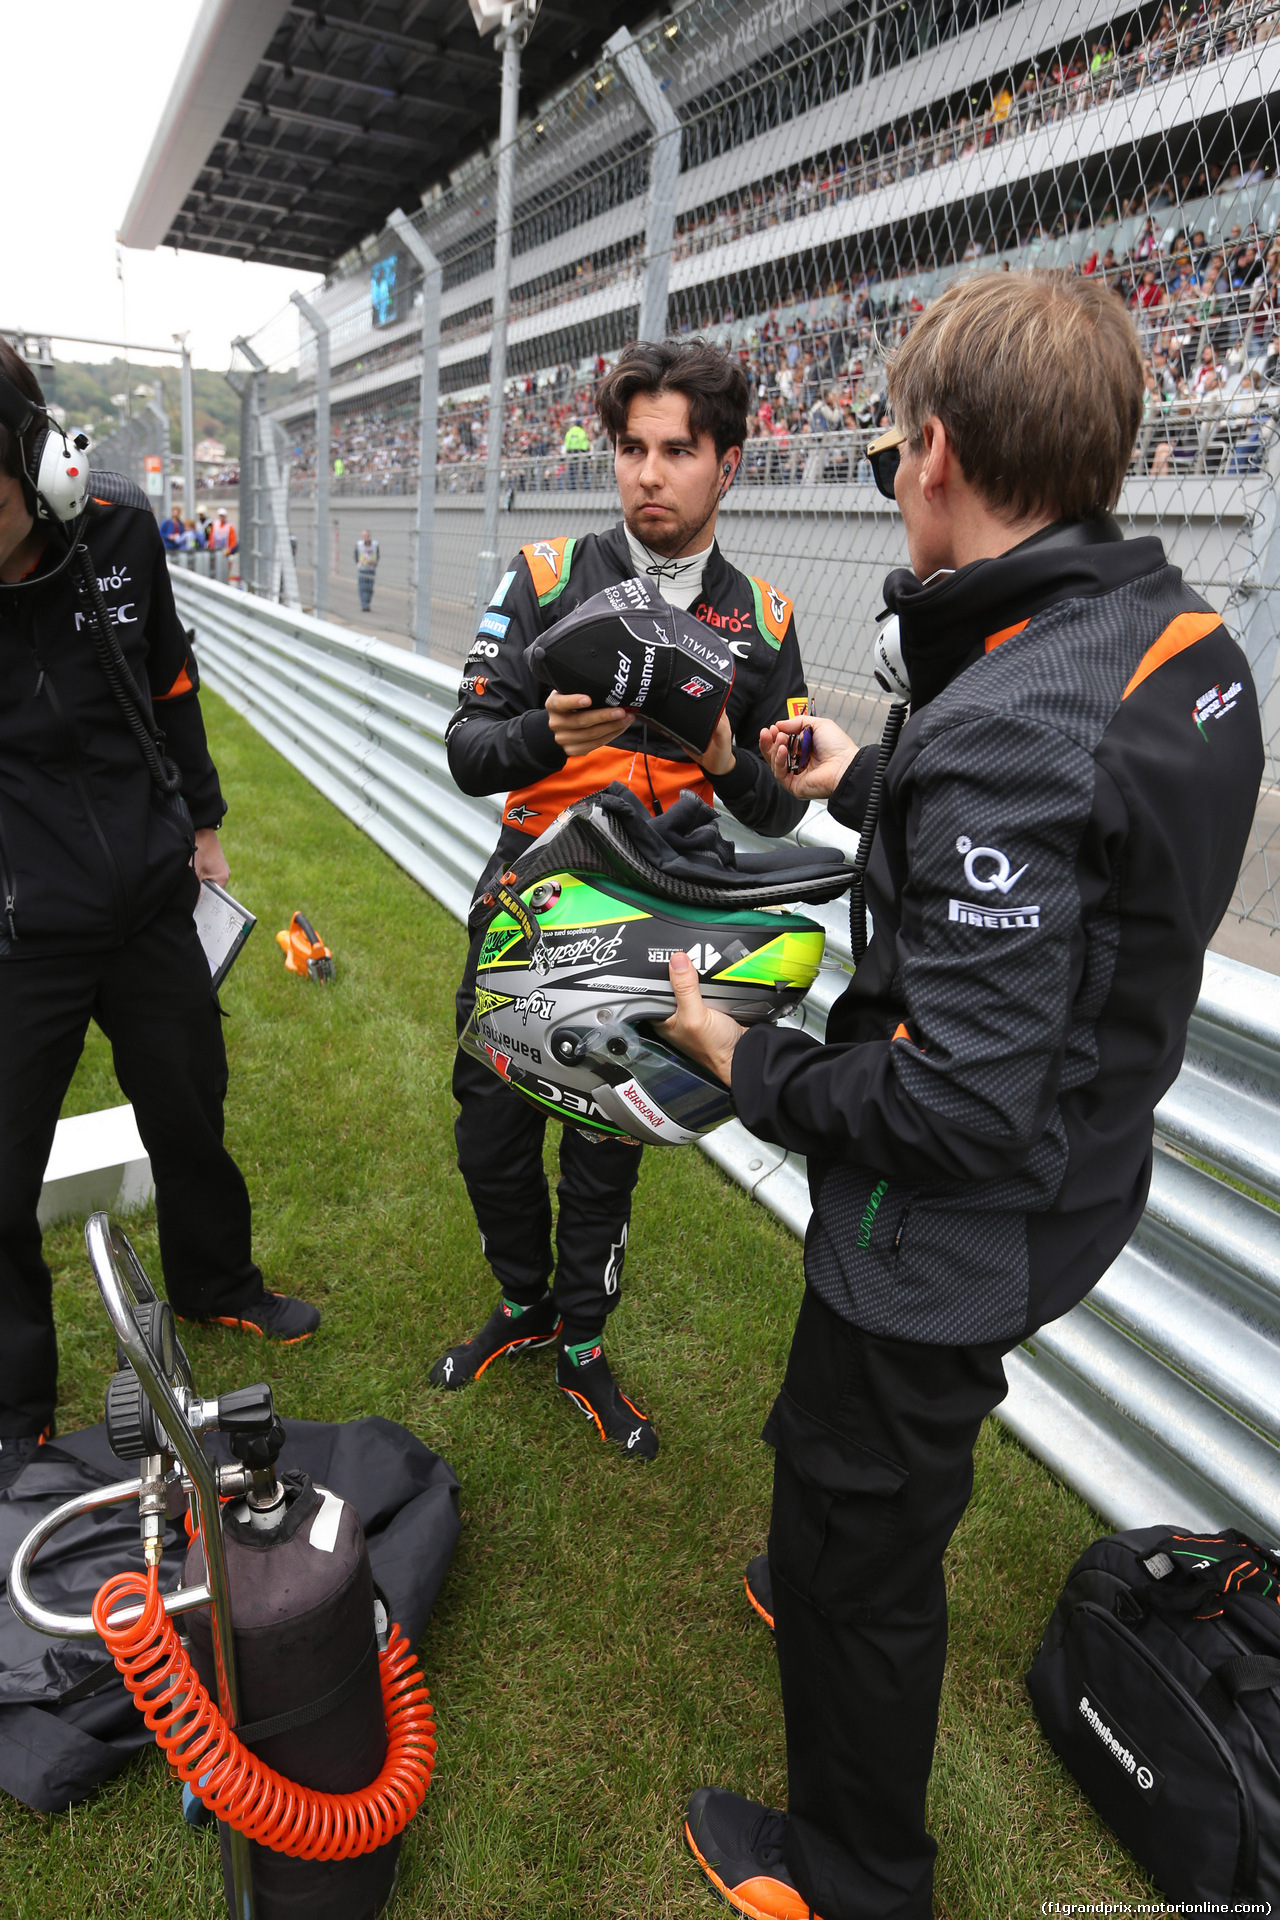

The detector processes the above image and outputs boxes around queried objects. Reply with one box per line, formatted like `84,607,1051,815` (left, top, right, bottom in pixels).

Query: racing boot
181,1292,321,1344
556,1335,659,1460
684,1787,824,1920
429,1291,561,1390
743,1553,775,1631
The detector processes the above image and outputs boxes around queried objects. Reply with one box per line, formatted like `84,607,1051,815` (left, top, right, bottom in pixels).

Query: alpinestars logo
506,803,540,825
442,1356,454,1383
604,1225,627,1295
768,585,788,627
627,1427,644,1450
681,675,714,698
528,541,562,579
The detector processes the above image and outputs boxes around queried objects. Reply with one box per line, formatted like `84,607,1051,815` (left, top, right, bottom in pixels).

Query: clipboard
194,880,257,991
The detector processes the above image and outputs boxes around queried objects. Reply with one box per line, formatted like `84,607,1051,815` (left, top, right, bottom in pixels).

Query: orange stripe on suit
503,745,711,835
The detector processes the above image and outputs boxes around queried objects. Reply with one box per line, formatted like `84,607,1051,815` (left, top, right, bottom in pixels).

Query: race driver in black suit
434,340,810,1459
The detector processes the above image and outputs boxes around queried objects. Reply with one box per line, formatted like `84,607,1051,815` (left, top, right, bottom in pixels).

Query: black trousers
0,880,264,1436
766,1287,1013,1920
453,933,642,1344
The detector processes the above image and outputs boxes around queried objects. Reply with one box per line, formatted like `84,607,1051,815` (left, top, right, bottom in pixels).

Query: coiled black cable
848,701,907,966
73,544,183,795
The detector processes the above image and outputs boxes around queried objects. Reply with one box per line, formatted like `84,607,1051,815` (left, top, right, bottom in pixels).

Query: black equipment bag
1026,1525,1280,1903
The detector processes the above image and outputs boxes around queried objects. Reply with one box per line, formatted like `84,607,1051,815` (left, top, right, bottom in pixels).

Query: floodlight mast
471,0,540,610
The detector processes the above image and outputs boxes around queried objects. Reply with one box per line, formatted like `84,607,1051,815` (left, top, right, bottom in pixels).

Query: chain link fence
90,393,171,517
226,0,1280,931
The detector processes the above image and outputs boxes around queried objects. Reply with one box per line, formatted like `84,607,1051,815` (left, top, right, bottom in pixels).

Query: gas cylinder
184,1468,400,1920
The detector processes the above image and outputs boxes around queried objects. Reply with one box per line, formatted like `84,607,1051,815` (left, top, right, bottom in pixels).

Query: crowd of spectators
290,221,1280,494
275,0,1280,495
399,0,1280,358
284,0,1280,494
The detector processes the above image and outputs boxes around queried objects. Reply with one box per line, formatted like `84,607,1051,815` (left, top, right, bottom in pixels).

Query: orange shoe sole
684,1819,821,1920
743,1576,775,1633
177,1313,316,1346
471,1322,561,1380
559,1384,650,1447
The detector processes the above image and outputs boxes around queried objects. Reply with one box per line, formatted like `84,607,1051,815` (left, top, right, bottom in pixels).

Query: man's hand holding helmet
659,952,748,1087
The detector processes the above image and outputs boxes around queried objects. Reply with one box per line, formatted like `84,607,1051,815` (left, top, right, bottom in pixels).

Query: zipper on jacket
38,665,130,943
0,806,18,941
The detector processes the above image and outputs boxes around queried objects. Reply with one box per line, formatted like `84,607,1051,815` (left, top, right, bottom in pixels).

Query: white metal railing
173,566,1280,1541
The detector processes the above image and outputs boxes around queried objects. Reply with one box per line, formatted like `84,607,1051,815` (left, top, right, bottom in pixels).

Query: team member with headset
0,343,320,1484
436,340,811,1459
662,274,1264,1920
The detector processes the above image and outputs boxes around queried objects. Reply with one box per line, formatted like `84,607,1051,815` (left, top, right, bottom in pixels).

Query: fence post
289,290,330,620
1234,452,1280,800
474,26,523,611
387,207,441,657
608,26,682,345
232,335,300,609
178,340,196,529
147,381,172,523
226,355,261,593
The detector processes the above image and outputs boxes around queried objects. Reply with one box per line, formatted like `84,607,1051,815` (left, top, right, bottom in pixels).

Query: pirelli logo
949,897,1041,931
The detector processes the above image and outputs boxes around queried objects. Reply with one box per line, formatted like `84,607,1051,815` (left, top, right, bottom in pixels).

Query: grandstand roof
121,0,658,274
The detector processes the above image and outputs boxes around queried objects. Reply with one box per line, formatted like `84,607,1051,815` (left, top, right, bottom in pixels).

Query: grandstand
124,0,1280,929
276,0,1280,493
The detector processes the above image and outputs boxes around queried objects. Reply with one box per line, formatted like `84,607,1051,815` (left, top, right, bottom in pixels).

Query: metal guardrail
172,567,1280,1544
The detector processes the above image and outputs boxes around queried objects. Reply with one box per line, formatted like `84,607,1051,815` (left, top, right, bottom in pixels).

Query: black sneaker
744,1554,775,1631
556,1337,658,1460
185,1292,321,1344
429,1292,561,1390
684,1787,822,1920
0,1429,49,1492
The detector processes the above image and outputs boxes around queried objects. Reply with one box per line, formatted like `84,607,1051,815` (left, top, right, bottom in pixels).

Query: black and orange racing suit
445,519,810,1343
0,487,268,1440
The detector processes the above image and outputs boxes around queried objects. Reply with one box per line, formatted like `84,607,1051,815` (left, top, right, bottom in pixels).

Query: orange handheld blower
276,911,335,982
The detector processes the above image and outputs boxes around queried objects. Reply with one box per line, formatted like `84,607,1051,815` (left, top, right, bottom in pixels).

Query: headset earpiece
0,369,91,524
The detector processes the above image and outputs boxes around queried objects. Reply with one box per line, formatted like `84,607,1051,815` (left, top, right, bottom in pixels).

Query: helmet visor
581,1023,736,1137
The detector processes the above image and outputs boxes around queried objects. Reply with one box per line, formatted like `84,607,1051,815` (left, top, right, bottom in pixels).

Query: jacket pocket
763,1387,908,1619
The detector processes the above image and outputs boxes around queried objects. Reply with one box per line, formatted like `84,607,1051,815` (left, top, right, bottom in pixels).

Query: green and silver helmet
461,785,851,1147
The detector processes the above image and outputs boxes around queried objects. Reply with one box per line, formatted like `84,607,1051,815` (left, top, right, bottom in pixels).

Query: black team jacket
0,492,224,959
446,521,809,881
731,518,1264,1346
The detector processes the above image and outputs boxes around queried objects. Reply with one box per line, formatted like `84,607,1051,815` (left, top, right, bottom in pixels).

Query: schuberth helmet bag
525,575,734,755
1026,1525,1280,1904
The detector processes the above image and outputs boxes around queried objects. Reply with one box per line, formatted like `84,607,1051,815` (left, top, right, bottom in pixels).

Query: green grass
0,690,1169,1918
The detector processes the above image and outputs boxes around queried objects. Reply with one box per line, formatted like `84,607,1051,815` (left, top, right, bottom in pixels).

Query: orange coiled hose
92,1565,436,1858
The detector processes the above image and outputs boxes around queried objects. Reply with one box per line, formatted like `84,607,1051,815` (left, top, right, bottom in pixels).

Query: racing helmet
461,785,852,1147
